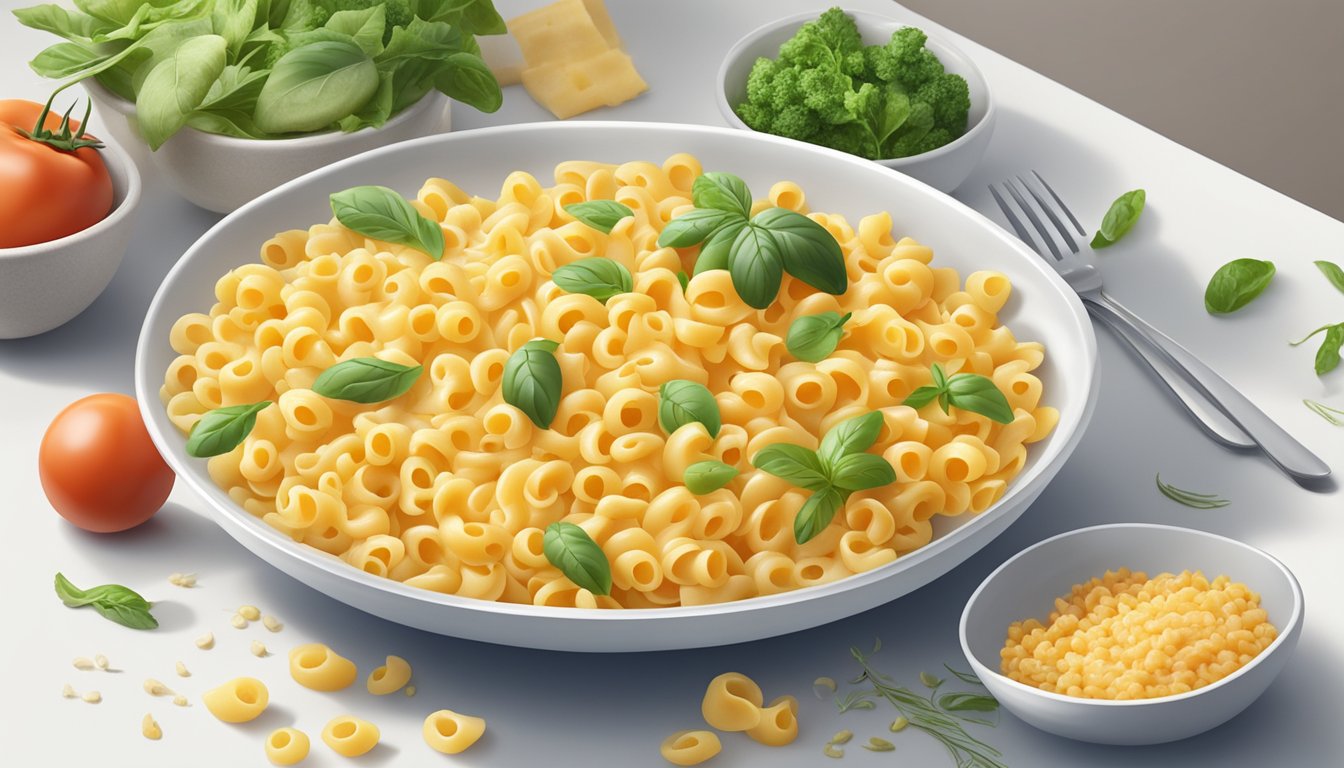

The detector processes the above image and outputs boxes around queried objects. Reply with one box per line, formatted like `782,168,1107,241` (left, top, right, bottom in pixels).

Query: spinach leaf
255,38,379,134
136,33,227,149
1090,189,1146,248
1204,258,1275,314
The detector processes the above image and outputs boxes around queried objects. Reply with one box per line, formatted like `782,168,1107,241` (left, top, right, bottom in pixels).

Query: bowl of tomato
0,97,142,339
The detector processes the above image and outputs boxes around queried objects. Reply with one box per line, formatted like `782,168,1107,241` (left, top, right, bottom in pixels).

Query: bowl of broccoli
716,8,994,193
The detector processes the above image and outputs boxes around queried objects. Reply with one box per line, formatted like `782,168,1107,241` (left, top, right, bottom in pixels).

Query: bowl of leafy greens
17,0,506,213
716,7,994,193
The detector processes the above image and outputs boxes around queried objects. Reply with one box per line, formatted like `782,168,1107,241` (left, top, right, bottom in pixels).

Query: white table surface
3,1,1342,765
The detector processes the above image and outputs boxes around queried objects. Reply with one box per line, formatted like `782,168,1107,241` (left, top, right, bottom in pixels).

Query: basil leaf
14,5,112,40
729,223,784,309
830,453,897,492
313,357,422,403
692,172,753,218
818,411,884,467
542,522,611,596
946,374,1014,423
1315,261,1344,295
135,33,227,150
212,0,258,59
1090,189,1146,248
1316,325,1344,375
657,208,743,248
433,51,502,113
786,311,850,363
330,185,446,259
324,4,386,56
551,257,633,303
503,338,563,428
683,460,739,494
54,573,158,630
255,39,379,134
752,444,831,492
658,380,721,438
938,692,999,713
931,362,948,389
902,385,942,410
186,401,271,457
28,41,105,77
564,200,634,234
692,218,745,274
676,271,690,291
197,63,268,113
1204,258,1275,314
337,70,394,132
794,488,844,545
751,208,847,295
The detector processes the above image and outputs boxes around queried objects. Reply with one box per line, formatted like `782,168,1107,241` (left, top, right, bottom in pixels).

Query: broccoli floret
915,72,970,131
770,105,820,142
800,67,853,124
735,101,773,133
778,7,865,76
745,57,781,105
870,26,944,90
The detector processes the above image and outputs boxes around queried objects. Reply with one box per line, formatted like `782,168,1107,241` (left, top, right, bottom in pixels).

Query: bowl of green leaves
716,7,995,193
17,0,507,213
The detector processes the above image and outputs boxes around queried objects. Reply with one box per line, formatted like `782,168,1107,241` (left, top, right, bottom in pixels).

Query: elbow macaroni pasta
289,643,358,691
366,655,412,695
422,709,487,754
700,672,762,732
265,728,310,766
202,677,269,723
162,155,1055,609
660,730,722,766
322,715,381,757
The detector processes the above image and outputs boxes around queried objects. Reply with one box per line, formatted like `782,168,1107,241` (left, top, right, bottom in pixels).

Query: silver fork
990,172,1330,482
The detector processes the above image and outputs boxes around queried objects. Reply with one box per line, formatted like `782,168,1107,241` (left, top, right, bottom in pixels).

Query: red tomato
0,98,113,248
39,394,174,533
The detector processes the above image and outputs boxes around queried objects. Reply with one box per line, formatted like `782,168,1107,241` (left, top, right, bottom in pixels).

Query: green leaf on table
1204,258,1275,314
551,257,633,303
503,339,563,429
1155,473,1230,509
330,185,446,259
786,311,850,363
564,200,634,234
1290,323,1344,375
54,572,158,630
542,522,611,595
1315,260,1344,295
313,357,422,403
1090,189,1146,248
938,692,999,712
683,460,740,494
658,379,721,438
186,401,271,457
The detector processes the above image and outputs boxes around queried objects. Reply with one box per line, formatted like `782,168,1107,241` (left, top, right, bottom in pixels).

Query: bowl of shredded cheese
960,523,1303,745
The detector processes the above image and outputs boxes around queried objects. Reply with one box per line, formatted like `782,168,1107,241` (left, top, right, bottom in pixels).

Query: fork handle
1088,307,1254,449
1084,290,1330,481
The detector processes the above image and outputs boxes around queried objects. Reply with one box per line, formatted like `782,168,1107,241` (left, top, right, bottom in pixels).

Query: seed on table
81,691,101,704
823,743,844,758
142,713,162,740
172,695,189,707
863,737,895,752
72,657,95,670
195,632,215,650
889,716,908,732
95,654,109,670
175,661,190,677
812,676,837,698
238,605,261,621
62,684,77,698
251,640,268,657
230,613,248,629
144,678,171,696
262,615,283,632
404,685,416,697
830,730,853,745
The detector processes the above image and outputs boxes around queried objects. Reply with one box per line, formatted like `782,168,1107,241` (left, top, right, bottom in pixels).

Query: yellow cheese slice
509,0,610,68
580,0,622,49
521,49,649,119
477,33,524,87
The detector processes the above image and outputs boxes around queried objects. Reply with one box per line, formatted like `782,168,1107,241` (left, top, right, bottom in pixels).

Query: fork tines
989,172,1087,261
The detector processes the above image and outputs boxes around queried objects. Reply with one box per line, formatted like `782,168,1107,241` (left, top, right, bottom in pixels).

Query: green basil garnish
903,363,1013,423
564,200,634,234
728,223,785,309
1315,260,1344,295
676,271,690,291
751,207,847,295
542,522,611,596
551,257,633,303
503,338,563,428
313,357,422,403
659,208,744,248
692,171,754,218
186,401,271,458
829,453,898,492
818,411,884,467
691,221,741,275
683,460,739,494
54,572,157,630
937,692,998,713
1204,258,1275,314
793,487,844,546
1291,323,1344,375
1090,189,1145,248
752,443,832,491
330,185,446,260
658,380,721,438
786,311,851,363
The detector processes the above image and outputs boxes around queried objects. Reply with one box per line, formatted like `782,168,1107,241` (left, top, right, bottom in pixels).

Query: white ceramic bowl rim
960,522,1304,708
136,120,1096,628
0,136,141,258
715,8,996,167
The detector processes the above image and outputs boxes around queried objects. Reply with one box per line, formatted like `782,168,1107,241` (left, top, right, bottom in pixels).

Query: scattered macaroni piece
230,613,248,629
175,661,190,678
423,709,486,755
701,672,763,732
195,632,215,650
366,655,412,695
660,730,721,766
238,605,261,621
823,744,844,759
266,727,311,766
251,640,269,658
262,615,283,632
168,573,197,587
142,713,162,741
830,730,853,745
203,677,269,723
289,643,357,691
863,737,895,752
95,654,109,670
889,716,908,732
746,695,799,747
72,657,95,670
82,690,102,704
812,676,837,698
322,715,380,757
404,685,416,697
62,684,77,699
173,695,189,707
1002,569,1278,700
144,678,172,697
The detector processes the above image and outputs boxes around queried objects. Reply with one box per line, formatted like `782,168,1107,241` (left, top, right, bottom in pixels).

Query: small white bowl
960,523,1302,745
84,78,452,213
0,137,141,339
716,10,995,193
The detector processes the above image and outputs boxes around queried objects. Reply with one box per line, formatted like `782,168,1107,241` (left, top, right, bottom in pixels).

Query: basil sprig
313,357,422,403
683,460,740,494
1090,189,1146,248
564,200,634,234
787,311,851,362
54,572,157,630
658,380,721,438
503,339,563,428
542,522,611,596
551,257,633,303
1290,323,1344,375
1315,260,1344,295
1155,474,1230,510
1204,258,1275,314
186,401,271,458
902,363,1013,424
330,185,446,260
752,411,896,543
656,172,846,309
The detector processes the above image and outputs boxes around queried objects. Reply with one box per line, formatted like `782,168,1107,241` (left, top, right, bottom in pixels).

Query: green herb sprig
313,357,421,403
1205,258,1275,314
1155,473,1230,509
331,185,445,259
656,172,846,309
1315,260,1344,295
551,257,633,303
1304,399,1344,426
542,521,611,596
1091,189,1145,248
186,401,271,457
902,363,1014,423
683,460,739,494
658,380,721,438
786,311,851,363
503,338,563,429
54,572,158,630
564,200,633,234
1291,322,1344,375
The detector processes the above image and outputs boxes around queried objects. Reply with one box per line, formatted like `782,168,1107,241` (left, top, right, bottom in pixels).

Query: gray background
902,0,1344,220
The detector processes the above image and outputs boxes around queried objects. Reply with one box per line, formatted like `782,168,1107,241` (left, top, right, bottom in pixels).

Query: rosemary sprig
1155,473,1230,509
944,664,986,687
835,689,876,713
1304,399,1344,426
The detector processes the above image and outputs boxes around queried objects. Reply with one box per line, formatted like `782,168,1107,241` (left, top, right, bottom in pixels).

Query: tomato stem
18,89,104,153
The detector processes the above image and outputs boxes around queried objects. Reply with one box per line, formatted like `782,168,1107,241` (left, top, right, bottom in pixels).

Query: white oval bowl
960,523,1303,745
83,78,452,214
0,136,141,339
135,121,1096,651
716,9,995,193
